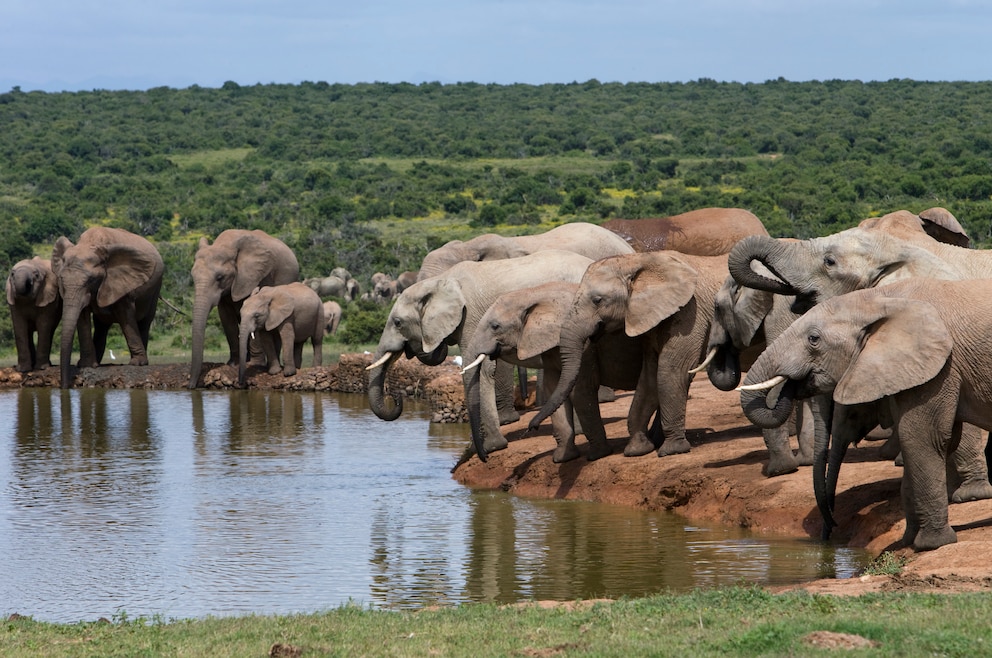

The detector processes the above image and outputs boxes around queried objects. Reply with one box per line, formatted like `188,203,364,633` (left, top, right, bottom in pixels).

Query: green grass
4,588,992,657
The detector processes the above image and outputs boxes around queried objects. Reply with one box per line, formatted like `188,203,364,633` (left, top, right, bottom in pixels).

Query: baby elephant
238,282,324,386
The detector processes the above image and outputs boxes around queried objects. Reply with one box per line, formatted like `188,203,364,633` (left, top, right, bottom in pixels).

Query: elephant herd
6,227,353,390
365,206,992,553
10,206,991,552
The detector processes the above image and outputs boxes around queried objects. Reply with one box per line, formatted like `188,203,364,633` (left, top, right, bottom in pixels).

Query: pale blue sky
2,0,991,92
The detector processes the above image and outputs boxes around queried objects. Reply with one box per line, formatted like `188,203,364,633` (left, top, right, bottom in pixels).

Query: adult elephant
52,227,164,389
367,250,595,456
739,278,992,551
529,251,728,458
190,229,299,388
6,257,62,372
601,208,768,254
416,222,633,280
237,282,324,386
461,282,644,463
303,275,351,300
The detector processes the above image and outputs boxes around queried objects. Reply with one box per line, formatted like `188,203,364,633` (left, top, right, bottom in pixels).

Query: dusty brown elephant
322,300,342,336
601,208,768,254
237,283,324,386
52,227,165,389
189,229,300,388
6,257,62,372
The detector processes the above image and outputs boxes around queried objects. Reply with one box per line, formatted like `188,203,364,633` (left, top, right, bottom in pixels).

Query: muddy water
0,388,870,622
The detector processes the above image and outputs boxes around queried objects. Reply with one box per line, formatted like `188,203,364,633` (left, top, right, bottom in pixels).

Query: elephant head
530,252,698,431
739,290,952,430
237,287,290,387
462,282,573,461
366,278,463,421
189,229,299,388
51,227,164,389
7,257,60,308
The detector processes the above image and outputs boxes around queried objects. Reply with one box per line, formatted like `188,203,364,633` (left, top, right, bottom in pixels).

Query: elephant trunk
237,323,252,388
465,360,489,462
728,235,801,296
529,322,586,431
189,294,217,389
416,343,449,366
367,351,403,421
707,343,742,392
811,396,837,539
739,359,798,429
59,302,83,389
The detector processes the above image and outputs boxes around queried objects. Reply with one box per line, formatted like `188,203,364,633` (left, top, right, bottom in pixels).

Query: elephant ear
714,275,774,348
625,254,697,337
835,296,952,405
4,273,14,306
231,234,274,302
264,293,294,331
919,207,970,248
38,261,60,306
98,243,160,308
50,236,74,276
419,278,466,354
517,299,565,361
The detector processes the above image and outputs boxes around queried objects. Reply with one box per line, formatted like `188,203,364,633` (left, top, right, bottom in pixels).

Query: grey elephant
52,227,165,389
693,272,816,476
237,282,324,386
739,278,992,551
530,251,729,459
322,300,342,336
304,275,351,300
416,222,633,280
462,281,643,463
372,277,398,305
728,208,992,529
6,257,62,372
395,271,417,293
366,250,596,456
601,207,769,254
190,229,300,388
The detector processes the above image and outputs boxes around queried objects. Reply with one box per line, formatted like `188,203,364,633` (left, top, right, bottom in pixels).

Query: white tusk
459,353,487,375
737,375,787,392
365,351,394,371
688,347,718,374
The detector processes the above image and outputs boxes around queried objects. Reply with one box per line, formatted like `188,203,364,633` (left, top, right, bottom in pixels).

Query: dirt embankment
6,354,992,595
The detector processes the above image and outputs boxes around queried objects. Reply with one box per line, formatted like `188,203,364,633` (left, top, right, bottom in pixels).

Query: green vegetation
4,587,992,657
3,78,992,356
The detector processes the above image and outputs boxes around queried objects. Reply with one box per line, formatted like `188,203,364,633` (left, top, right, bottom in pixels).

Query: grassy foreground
4,587,991,657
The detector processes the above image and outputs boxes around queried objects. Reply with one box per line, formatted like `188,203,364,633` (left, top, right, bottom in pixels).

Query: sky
2,0,991,93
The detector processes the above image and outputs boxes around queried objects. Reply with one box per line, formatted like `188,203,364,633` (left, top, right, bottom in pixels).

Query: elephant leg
624,358,658,457
495,360,520,425
569,361,611,461
897,401,958,551
35,317,58,370
278,325,298,376
794,398,815,466
76,312,98,368
655,362,692,458
540,366,580,463
763,426,800,477
217,299,242,366
949,423,992,503
116,303,150,366
469,360,508,454
11,313,34,372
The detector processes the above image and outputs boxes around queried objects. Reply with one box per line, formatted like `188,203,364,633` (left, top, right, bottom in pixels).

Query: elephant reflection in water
15,387,57,446
189,390,325,452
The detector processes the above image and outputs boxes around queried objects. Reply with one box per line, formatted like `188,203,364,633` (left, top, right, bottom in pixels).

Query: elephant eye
823,255,836,267
393,317,402,328
590,295,603,306
807,331,821,348
489,320,501,332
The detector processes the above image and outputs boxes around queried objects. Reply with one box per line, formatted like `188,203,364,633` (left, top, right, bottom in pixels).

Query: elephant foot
268,364,282,375
912,525,957,552
597,386,617,403
657,437,691,457
129,356,149,366
37,362,50,371
76,359,98,368
951,479,992,503
483,435,509,454
499,408,520,425
794,447,814,467
764,452,800,478
585,441,612,462
624,432,655,457
894,452,904,467
552,443,581,464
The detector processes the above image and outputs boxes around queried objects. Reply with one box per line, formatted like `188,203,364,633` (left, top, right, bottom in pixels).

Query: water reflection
0,388,871,623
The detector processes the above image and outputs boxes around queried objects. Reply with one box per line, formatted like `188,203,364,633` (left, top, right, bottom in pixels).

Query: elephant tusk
688,347,718,374
365,351,394,370
460,353,487,375
737,375,787,392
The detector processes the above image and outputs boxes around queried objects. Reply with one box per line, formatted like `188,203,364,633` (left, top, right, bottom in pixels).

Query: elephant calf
238,283,324,386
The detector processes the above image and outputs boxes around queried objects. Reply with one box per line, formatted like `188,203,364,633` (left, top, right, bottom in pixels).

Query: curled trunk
728,235,801,295
367,352,403,421
739,360,798,430
707,344,742,392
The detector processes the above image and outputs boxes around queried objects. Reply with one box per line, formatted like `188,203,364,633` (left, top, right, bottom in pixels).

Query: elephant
322,300,342,336
529,251,729,459
303,275,352,301
461,281,644,463
51,226,165,389
190,229,300,388
738,278,992,551
395,271,418,293
366,250,596,456
416,222,634,280
693,272,816,476
372,277,399,305
601,207,769,254
237,282,324,386
6,257,62,372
